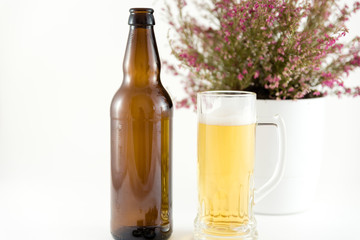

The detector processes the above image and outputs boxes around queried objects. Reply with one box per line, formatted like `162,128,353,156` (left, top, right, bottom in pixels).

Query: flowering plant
165,0,360,107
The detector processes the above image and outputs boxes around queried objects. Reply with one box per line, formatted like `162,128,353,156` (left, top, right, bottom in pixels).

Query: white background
0,0,360,239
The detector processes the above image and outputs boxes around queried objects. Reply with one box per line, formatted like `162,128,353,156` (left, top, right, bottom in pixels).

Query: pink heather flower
221,23,227,29
344,65,351,76
254,71,259,79
354,2,360,12
324,11,331,19
242,69,248,74
354,87,360,97
237,73,244,81
179,52,198,67
188,56,197,66
277,56,284,62
322,79,336,88
325,38,336,49
314,51,326,60
321,72,332,78
317,38,324,44
176,99,190,108
351,55,360,66
227,11,235,18
264,75,272,82
179,53,188,59
277,48,285,55
334,44,344,51
269,81,279,89
165,64,179,75
288,87,294,92
313,91,321,96
264,66,271,71
294,91,306,99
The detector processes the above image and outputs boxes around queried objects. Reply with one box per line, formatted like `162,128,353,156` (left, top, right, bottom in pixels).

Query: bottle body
110,8,173,240
110,87,172,240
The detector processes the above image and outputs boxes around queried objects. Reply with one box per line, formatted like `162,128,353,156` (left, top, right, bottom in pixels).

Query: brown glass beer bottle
110,8,173,240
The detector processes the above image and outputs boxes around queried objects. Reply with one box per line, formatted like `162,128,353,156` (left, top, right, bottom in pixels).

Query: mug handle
254,114,286,204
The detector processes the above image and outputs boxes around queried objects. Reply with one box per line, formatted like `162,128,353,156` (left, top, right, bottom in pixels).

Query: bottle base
111,225,172,240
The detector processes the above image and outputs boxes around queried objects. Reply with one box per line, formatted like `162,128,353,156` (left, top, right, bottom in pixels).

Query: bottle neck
122,26,160,87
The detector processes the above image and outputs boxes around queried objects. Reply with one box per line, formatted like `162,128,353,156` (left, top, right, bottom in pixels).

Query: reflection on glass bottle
110,8,173,240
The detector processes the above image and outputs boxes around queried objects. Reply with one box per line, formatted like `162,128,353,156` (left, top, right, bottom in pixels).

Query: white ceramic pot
254,98,325,214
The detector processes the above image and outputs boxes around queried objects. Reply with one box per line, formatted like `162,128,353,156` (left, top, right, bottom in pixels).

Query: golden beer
197,122,256,235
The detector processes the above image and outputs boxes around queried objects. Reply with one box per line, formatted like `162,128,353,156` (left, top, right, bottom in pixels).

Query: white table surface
1,155,359,240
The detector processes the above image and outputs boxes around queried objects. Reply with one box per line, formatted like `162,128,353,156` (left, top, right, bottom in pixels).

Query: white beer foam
198,97,256,126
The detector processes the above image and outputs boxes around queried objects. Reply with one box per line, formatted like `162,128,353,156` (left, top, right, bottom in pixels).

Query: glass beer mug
195,91,286,240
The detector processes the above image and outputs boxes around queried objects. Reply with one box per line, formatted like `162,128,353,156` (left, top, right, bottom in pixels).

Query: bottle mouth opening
128,8,155,26
130,8,154,14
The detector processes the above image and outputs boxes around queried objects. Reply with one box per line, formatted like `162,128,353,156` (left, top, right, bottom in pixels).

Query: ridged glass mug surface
195,91,257,240
195,91,286,240
197,123,256,228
